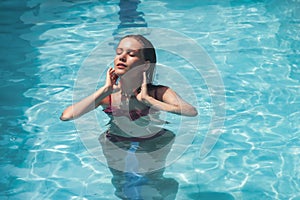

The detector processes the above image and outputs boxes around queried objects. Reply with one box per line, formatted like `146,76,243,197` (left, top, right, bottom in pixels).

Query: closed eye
128,51,137,56
116,48,140,57
116,48,123,55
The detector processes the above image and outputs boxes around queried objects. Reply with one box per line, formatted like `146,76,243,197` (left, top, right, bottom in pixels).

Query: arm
137,73,198,117
60,68,118,121
60,86,111,121
146,86,198,116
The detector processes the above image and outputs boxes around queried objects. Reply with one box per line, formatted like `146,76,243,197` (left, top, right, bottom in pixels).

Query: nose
119,52,126,62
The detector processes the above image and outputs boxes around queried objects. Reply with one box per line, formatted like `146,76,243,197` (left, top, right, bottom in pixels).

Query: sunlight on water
0,0,299,199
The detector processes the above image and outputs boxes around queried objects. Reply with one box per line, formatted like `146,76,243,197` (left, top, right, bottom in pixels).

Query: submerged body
60,34,197,199
102,84,169,138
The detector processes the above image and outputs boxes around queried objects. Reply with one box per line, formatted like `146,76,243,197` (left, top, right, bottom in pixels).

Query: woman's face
114,37,146,76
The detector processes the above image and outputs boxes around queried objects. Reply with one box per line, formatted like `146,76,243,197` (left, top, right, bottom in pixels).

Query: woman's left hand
135,72,151,105
135,72,198,116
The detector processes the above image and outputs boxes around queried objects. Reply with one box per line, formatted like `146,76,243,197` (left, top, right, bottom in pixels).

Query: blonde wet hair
119,35,157,83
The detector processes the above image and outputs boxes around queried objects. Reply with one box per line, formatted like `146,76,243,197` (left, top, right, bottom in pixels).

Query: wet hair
119,35,157,82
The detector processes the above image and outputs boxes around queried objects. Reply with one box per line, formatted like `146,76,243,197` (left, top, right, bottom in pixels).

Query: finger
112,70,118,80
107,67,111,75
143,72,147,85
141,72,147,93
106,68,112,82
109,67,114,75
112,75,118,84
134,90,138,96
108,68,115,78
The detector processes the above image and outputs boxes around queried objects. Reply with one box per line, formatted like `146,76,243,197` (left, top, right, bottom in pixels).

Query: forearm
145,96,198,117
60,86,112,121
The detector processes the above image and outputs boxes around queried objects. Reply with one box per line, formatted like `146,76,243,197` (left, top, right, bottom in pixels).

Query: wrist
102,85,113,94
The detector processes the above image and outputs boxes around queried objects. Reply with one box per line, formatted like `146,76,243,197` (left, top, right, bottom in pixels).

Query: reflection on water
0,0,40,196
113,0,149,44
103,1,180,199
118,0,147,29
99,129,178,199
188,192,235,200
2,0,299,199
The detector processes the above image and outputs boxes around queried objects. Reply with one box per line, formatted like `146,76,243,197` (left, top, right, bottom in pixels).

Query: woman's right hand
105,67,119,93
60,67,119,121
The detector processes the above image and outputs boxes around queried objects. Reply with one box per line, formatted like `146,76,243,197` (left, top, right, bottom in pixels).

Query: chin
114,69,126,76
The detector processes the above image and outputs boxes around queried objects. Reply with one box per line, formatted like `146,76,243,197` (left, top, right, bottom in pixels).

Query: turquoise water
1,0,299,199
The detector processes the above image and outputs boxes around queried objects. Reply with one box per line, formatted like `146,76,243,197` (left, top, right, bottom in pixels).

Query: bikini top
103,85,159,121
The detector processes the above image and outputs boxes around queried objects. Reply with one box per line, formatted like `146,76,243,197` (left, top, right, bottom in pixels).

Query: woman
60,34,197,122
60,35,197,199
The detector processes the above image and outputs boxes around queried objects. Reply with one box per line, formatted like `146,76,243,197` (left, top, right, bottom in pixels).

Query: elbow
60,105,77,121
60,113,70,121
187,107,198,117
191,108,198,116
60,111,73,121
177,105,198,117
60,114,69,121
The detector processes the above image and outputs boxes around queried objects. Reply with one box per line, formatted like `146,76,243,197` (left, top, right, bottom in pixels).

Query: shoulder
96,95,110,108
148,84,168,90
148,84,170,101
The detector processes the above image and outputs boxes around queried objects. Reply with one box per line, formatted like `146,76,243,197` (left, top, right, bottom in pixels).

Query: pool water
1,0,299,199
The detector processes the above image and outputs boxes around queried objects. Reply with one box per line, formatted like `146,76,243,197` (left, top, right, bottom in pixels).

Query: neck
119,76,143,96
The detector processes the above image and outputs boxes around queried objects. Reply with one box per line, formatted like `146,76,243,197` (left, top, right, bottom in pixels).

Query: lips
116,63,127,69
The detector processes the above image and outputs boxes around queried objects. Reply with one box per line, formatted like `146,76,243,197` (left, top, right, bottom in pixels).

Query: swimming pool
1,0,299,199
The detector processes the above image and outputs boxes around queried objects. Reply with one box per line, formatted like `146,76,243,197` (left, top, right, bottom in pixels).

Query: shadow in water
0,0,40,196
112,0,148,45
99,129,179,199
101,0,179,199
117,0,147,29
188,191,235,200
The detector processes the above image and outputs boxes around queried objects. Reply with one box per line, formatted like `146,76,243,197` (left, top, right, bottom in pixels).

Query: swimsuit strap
108,94,112,108
154,86,159,100
103,86,160,120
103,94,112,113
